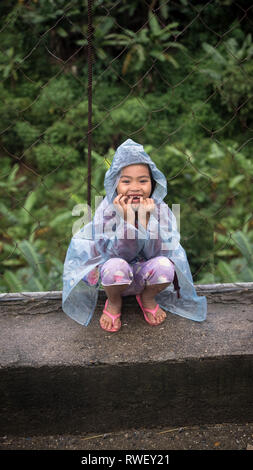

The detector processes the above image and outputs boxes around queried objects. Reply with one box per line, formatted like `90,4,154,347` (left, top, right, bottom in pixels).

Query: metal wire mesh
0,0,252,293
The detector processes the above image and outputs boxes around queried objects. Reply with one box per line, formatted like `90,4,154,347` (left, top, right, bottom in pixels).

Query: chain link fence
0,0,252,294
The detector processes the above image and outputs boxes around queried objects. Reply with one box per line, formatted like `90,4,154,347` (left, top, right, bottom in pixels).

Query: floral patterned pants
83,256,175,296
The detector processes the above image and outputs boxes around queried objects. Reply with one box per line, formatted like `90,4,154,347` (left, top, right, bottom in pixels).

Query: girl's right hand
113,194,136,223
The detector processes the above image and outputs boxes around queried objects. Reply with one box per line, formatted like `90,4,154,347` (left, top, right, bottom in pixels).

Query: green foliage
33,143,80,173
104,13,185,76
0,47,24,81
30,76,76,125
198,31,253,129
15,121,41,148
0,163,67,293
0,1,252,292
215,227,253,283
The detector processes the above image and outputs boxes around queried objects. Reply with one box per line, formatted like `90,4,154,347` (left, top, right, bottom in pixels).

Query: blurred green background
0,0,252,293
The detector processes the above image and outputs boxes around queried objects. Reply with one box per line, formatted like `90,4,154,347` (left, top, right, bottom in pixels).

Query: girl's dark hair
148,165,156,197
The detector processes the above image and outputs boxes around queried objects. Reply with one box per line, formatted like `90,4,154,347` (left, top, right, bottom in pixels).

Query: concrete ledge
0,283,253,436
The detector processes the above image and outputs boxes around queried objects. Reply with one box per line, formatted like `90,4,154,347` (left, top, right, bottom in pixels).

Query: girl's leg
100,258,133,330
139,282,170,325
135,256,175,325
101,284,129,330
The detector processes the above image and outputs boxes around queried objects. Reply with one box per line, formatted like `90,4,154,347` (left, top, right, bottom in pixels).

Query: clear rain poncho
62,139,207,326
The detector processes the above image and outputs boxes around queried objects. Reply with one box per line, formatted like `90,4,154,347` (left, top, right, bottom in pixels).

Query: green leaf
8,164,19,183
150,51,166,62
164,42,185,51
0,202,18,225
232,230,253,264
138,28,149,44
148,11,161,36
135,44,145,63
96,48,107,60
6,47,14,58
239,266,253,281
50,256,64,273
26,275,44,292
2,259,23,267
228,175,245,188
22,191,37,224
3,271,22,292
165,54,179,68
18,240,45,280
216,249,235,257
49,211,72,228
97,17,114,37
202,42,226,65
57,27,68,38
198,68,222,81
160,3,169,19
76,39,87,46
217,260,238,282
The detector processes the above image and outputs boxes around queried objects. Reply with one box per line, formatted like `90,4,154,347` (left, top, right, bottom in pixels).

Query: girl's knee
144,256,175,284
101,258,133,285
155,256,174,271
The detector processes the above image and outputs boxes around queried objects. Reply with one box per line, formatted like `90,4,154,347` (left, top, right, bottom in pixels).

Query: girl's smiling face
116,164,152,203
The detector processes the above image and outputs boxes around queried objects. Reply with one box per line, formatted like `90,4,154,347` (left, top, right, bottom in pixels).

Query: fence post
87,0,93,221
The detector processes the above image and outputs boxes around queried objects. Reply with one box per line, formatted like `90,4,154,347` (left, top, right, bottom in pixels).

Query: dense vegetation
0,0,252,293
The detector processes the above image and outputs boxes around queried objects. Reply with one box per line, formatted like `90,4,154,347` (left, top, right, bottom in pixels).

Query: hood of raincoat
104,138,167,204
62,139,207,326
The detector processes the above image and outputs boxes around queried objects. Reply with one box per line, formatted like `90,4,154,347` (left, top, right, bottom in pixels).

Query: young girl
62,139,207,331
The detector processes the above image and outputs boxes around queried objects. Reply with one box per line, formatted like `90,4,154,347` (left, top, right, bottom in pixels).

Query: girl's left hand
137,197,156,216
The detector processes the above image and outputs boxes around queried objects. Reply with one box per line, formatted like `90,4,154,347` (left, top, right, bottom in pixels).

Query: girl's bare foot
139,292,167,325
100,298,122,331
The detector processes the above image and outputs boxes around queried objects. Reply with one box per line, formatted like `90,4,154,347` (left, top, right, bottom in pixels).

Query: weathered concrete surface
0,286,253,436
1,422,253,450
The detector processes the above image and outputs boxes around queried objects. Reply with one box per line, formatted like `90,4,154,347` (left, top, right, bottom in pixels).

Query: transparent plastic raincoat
62,139,207,326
